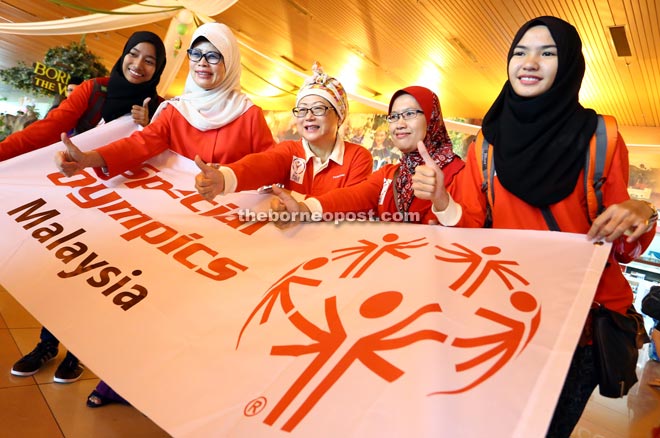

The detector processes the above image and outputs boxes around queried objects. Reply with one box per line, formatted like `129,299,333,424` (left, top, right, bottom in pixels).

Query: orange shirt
96,104,274,178
314,158,465,223
449,132,655,312
0,78,109,161
229,140,373,196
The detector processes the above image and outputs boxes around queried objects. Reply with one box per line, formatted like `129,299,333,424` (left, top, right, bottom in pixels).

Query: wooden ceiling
0,0,658,128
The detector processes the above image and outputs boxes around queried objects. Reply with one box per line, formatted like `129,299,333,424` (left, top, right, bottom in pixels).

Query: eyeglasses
292,105,333,118
386,110,424,123
186,49,223,65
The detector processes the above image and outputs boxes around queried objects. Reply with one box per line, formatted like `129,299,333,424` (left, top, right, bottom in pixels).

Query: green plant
44,40,108,80
0,39,109,97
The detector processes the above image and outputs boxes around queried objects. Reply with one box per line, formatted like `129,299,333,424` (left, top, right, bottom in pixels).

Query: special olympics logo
237,233,539,432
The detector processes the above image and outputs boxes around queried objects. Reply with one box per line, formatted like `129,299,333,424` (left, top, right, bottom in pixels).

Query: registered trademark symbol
244,396,267,416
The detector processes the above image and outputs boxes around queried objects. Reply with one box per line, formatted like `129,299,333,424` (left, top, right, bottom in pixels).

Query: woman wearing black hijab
8,30,166,384
413,16,657,438
101,30,166,127
0,30,166,161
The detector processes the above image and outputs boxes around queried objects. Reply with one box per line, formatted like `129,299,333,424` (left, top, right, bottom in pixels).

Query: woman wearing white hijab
53,22,274,408
55,22,274,179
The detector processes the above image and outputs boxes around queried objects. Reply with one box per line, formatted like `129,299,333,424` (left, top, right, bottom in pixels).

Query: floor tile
0,328,37,389
0,385,64,438
41,379,170,438
0,284,39,328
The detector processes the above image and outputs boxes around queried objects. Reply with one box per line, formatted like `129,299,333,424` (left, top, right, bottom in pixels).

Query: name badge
290,156,306,184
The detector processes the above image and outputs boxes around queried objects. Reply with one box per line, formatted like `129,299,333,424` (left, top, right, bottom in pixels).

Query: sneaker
53,356,84,383
11,342,59,376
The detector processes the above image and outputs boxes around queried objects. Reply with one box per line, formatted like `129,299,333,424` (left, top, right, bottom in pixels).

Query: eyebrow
130,48,157,59
514,44,558,50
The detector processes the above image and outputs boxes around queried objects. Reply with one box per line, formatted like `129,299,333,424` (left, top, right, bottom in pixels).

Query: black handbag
591,304,650,398
642,285,660,320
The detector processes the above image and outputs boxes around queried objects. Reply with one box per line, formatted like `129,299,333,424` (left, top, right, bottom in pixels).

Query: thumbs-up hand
55,132,89,177
412,140,450,212
194,155,225,201
131,97,151,127
270,185,309,229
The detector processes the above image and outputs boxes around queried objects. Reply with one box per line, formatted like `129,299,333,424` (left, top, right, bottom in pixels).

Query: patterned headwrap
388,86,457,213
296,62,348,124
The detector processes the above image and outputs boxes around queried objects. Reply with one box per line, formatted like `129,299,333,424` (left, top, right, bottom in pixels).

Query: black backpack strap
590,115,608,215
540,206,561,231
73,79,107,135
477,132,495,228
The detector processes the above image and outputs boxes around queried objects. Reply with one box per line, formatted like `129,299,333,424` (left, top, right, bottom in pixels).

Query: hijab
159,22,253,131
481,16,597,207
102,31,166,123
388,86,458,213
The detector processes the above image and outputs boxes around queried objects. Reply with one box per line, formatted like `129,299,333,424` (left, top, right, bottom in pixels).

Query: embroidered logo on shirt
332,174,346,179
290,157,306,184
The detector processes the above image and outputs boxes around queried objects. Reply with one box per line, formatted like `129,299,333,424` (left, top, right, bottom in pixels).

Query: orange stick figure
266,291,446,432
332,233,428,278
429,290,540,395
435,243,529,297
236,257,327,347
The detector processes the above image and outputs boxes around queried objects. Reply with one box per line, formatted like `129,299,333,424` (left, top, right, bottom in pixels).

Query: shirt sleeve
342,144,374,187
0,80,94,161
93,106,173,178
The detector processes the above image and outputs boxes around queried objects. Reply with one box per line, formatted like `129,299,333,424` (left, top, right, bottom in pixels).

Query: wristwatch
640,200,658,227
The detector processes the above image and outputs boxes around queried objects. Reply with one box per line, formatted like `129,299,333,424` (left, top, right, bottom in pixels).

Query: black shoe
53,356,84,383
11,342,59,376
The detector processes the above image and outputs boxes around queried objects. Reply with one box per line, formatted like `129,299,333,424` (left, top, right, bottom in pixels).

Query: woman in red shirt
418,16,656,438
0,31,166,161
268,85,464,225
193,62,373,201
53,22,275,409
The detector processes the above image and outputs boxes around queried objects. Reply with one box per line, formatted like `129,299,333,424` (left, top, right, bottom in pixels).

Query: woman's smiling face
122,42,157,84
189,41,226,90
508,25,558,98
295,95,339,147
388,93,427,154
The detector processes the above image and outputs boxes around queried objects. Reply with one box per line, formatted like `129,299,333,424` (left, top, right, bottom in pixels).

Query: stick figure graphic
236,257,328,347
428,290,540,395
332,233,428,278
265,290,447,432
434,243,529,297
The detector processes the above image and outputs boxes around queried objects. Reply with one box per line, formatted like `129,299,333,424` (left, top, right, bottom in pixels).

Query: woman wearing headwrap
193,62,372,201
8,30,167,387
55,22,273,180
52,22,273,408
425,16,656,438
267,85,464,225
0,30,166,161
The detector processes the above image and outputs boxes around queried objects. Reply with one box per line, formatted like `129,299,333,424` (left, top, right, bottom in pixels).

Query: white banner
0,132,611,438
